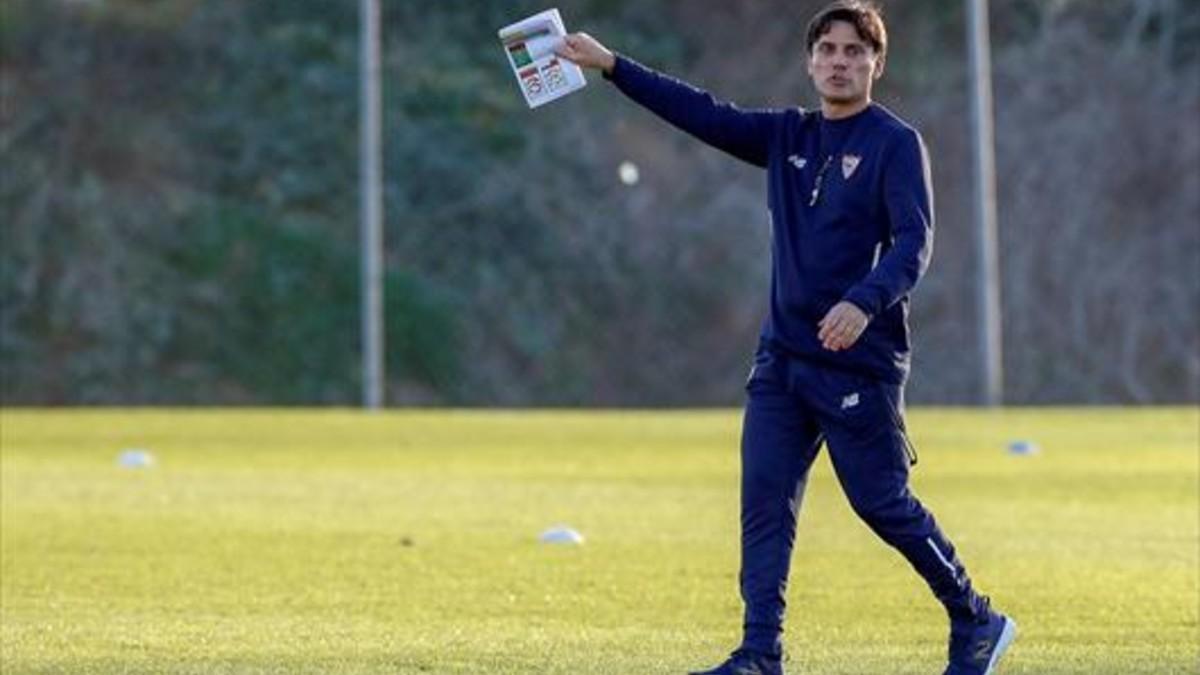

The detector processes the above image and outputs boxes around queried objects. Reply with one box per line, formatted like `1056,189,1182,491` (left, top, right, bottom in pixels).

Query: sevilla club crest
841,154,861,179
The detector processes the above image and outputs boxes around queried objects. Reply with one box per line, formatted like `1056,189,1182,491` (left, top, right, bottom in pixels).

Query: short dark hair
805,1,888,60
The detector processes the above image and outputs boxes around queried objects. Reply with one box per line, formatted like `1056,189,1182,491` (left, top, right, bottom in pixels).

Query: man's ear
873,55,886,80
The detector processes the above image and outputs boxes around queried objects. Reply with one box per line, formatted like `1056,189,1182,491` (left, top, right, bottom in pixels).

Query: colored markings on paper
503,27,550,70
540,58,567,93
508,43,532,68
519,66,543,97
504,27,550,44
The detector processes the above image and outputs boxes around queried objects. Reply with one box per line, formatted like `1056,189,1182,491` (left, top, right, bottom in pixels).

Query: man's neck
821,97,871,120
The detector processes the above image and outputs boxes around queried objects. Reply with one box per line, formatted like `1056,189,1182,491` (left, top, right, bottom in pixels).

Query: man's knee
846,486,918,534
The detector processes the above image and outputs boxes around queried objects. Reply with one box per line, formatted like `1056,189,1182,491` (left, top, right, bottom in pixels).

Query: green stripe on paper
508,44,532,68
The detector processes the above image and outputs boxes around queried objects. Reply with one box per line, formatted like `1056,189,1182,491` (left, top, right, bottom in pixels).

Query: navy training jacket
606,55,934,385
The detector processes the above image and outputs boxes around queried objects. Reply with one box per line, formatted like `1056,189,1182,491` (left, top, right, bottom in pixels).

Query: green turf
1,408,1197,674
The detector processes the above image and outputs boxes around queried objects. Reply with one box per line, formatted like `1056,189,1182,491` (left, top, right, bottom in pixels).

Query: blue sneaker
688,649,784,675
944,603,1018,675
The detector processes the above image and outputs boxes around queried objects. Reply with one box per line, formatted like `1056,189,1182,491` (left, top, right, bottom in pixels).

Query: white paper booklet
498,8,587,109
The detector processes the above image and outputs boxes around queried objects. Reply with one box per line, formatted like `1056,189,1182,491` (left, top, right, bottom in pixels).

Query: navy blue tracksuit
605,56,988,656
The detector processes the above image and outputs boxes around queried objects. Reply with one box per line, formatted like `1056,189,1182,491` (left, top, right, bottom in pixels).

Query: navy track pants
738,345,986,657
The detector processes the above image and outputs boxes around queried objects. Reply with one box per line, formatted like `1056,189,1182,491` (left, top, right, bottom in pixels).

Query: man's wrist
842,296,875,321
601,52,619,79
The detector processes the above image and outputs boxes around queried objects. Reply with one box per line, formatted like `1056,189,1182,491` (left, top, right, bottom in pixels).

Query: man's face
807,21,883,106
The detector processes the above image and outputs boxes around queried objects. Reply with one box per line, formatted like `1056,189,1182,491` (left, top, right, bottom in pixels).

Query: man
556,2,1016,674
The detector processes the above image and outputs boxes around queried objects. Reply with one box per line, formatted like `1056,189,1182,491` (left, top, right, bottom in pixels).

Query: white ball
618,160,640,186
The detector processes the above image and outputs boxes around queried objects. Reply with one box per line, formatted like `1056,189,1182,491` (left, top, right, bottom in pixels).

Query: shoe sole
983,616,1018,675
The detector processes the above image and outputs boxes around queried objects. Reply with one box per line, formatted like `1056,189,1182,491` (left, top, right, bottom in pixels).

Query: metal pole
360,0,384,409
966,0,1003,406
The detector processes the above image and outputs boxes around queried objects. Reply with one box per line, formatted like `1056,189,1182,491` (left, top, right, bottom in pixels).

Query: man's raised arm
557,33,777,168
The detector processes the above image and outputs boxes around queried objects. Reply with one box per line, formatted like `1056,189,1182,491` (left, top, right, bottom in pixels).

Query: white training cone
117,449,156,469
539,525,585,545
1006,440,1040,456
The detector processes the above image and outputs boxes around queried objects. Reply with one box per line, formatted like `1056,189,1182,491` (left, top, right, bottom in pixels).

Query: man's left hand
818,301,870,351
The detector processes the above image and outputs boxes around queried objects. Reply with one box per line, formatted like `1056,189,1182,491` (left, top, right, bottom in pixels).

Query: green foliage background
2,0,1197,405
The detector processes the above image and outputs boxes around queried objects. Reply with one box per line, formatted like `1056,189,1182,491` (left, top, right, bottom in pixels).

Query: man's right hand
557,33,616,75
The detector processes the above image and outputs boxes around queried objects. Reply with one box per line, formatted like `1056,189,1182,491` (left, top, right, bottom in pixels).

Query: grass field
1,408,1197,674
